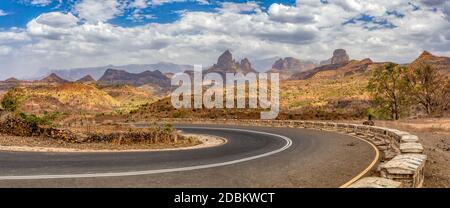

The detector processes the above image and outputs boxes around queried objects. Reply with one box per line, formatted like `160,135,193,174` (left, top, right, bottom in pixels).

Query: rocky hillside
408,51,450,74
292,58,386,80
290,49,387,80
97,69,171,89
100,84,158,113
5,83,119,114
0,77,22,91
76,75,96,84
1,82,158,115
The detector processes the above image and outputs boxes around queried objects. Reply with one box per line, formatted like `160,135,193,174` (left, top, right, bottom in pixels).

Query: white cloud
1,0,450,79
218,1,261,13
150,0,185,6
74,0,124,22
19,0,55,6
268,3,314,23
34,12,78,28
30,0,53,6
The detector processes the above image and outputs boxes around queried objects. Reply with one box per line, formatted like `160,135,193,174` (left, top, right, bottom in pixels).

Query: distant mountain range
33,62,194,81
97,69,171,89
2,49,450,92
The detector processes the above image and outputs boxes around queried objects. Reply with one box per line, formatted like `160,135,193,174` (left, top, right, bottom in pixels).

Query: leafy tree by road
368,63,411,120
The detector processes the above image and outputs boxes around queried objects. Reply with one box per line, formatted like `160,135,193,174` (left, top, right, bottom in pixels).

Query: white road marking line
0,127,293,180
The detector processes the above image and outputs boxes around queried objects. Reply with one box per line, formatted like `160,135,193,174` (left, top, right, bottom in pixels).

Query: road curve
0,125,376,188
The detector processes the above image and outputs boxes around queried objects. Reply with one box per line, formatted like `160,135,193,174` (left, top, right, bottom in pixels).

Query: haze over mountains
33,62,195,81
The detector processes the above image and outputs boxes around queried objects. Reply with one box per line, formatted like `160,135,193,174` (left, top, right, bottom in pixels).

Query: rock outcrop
268,57,316,79
205,50,257,75
320,49,350,65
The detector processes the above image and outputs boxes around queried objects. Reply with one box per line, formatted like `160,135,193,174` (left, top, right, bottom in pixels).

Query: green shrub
1,89,22,112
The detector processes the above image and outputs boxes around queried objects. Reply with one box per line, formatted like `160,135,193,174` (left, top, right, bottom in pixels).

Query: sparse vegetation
406,63,450,116
368,63,450,120
1,88,23,112
368,63,411,120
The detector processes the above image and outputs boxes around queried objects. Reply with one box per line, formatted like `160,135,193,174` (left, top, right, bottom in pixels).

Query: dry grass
281,73,370,110
1,83,158,115
0,133,201,151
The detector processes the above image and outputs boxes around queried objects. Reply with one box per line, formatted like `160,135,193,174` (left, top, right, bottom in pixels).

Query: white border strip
0,127,292,180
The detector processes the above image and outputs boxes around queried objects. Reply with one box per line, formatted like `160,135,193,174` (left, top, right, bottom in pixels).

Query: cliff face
320,49,350,66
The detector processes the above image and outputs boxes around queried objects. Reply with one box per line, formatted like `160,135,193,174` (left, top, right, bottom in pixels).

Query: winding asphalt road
0,125,376,188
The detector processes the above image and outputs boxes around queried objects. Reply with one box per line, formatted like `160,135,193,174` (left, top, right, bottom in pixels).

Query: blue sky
0,0,450,79
0,0,297,28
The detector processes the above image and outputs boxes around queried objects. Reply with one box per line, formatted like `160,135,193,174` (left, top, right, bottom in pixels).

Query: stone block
380,154,427,188
400,135,419,143
400,142,424,154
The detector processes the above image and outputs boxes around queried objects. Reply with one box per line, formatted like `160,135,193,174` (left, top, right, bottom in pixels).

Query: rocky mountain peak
331,49,350,64
240,58,253,72
4,77,19,83
418,50,433,58
215,50,235,69
320,49,350,66
41,73,68,84
410,51,450,75
272,57,302,70
76,75,96,83
208,50,256,74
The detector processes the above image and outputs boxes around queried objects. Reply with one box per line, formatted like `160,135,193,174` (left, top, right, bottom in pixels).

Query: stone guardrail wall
140,118,427,188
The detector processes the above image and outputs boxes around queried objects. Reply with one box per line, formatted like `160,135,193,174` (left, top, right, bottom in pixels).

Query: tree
368,63,410,120
406,63,450,116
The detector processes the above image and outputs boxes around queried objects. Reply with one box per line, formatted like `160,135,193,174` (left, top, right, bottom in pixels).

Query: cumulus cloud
1,0,450,79
268,3,314,23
